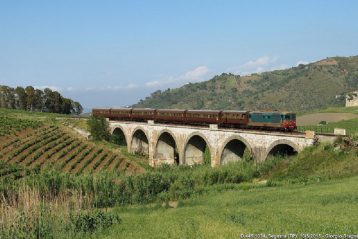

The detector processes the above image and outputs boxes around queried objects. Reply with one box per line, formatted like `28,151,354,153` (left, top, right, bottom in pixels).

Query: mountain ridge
134,55,358,112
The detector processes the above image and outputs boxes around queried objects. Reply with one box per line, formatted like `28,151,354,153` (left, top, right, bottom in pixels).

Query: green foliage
0,85,83,114
264,143,358,184
203,146,211,165
134,56,358,112
0,205,54,239
0,115,43,136
88,116,110,141
69,210,121,234
104,176,358,238
111,132,126,145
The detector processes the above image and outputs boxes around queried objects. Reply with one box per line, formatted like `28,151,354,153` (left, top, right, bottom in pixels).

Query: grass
99,176,358,238
1,107,358,238
297,117,358,136
296,106,358,135
1,140,357,238
0,107,90,133
261,143,358,184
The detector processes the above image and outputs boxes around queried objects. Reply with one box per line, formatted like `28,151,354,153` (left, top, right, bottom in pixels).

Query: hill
0,109,145,177
134,56,358,112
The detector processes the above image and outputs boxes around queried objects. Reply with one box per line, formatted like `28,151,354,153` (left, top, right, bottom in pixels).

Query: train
92,108,297,131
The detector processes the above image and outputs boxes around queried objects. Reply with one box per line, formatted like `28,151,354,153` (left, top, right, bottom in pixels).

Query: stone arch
219,135,252,165
130,127,149,156
266,139,299,159
183,132,212,165
112,127,128,146
154,130,179,165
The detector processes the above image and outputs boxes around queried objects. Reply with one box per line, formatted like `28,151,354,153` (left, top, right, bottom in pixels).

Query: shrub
69,210,121,234
87,116,110,141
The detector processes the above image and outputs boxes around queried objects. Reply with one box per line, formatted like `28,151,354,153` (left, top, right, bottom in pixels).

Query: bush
87,116,110,141
69,210,121,234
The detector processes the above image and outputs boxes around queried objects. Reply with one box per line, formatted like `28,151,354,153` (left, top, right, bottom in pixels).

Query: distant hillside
134,56,358,112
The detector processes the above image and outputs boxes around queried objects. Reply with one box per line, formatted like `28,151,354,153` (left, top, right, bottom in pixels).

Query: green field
297,117,358,135
1,108,358,238
106,176,358,239
297,106,358,135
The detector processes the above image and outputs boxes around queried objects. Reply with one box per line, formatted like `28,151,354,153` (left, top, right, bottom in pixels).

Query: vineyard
0,118,144,178
0,116,43,136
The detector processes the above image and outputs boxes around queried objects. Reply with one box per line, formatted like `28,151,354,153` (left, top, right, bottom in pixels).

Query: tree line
0,85,83,114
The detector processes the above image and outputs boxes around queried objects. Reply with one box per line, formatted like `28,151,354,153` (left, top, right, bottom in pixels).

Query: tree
87,116,110,141
0,84,82,114
0,86,6,108
44,88,63,113
33,89,44,111
72,101,83,115
0,86,16,108
61,98,73,114
15,87,27,110
25,86,35,111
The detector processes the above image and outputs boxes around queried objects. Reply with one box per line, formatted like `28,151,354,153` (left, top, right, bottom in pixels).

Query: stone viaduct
108,121,319,167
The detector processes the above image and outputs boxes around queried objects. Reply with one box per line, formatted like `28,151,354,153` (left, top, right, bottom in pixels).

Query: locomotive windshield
281,113,296,121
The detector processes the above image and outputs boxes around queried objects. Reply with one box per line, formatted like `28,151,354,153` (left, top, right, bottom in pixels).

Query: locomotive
92,108,297,131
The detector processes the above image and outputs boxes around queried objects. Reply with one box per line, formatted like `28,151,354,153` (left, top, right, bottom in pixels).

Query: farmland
1,108,358,238
0,109,145,177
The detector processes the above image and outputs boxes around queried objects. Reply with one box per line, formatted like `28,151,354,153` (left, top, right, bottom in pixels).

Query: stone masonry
109,121,316,167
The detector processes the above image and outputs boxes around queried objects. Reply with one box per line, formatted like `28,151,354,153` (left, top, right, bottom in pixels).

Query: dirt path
297,113,358,126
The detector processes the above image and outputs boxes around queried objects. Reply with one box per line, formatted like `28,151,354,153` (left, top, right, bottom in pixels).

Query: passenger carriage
131,108,156,121
110,108,132,121
185,110,222,125
155,109,186,123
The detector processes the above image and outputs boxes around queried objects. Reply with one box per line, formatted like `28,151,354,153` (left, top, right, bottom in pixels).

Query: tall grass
0,160,256,237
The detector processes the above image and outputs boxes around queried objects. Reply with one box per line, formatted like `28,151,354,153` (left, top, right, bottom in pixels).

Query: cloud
227,56,281,75
42,66,210,94
145,66,209,88
244,56,278,68
181,66,209,82
34,85,62,92
270,64,288,71
296,60,309,66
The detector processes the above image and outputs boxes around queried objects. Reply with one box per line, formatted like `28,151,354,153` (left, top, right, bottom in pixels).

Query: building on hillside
346,91,358,107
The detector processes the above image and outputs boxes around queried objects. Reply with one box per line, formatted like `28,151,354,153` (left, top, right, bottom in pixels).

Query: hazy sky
1,0,358,109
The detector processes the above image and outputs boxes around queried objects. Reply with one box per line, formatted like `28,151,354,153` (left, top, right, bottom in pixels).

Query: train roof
157,109,186,112
111,108,132,111
249,111,281,114
92,108,110,110
222,110,249,113
186,110,221,114
132,108,155,112
249,111,296,114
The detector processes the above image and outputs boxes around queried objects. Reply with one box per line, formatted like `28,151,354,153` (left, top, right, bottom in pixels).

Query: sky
1,0,358,109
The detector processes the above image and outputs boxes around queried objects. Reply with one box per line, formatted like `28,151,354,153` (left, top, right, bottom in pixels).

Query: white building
346,91,358,107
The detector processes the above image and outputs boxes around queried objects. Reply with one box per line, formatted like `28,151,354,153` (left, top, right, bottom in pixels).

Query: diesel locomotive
92,108,297,131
